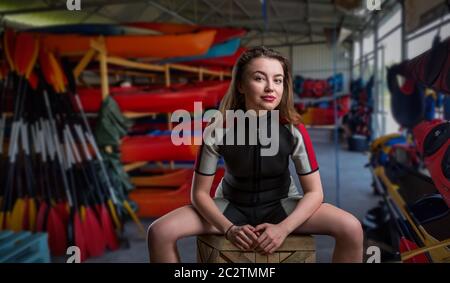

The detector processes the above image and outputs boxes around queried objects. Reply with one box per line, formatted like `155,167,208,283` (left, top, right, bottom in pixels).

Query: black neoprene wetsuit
194,114,319,226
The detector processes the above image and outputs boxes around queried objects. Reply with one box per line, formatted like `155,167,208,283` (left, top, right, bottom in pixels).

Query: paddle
40,120,67,255
62,126,87,261
75,124,119,251
65,125,106,257
60,59,145,236
58,58,123,232
4,32,39,231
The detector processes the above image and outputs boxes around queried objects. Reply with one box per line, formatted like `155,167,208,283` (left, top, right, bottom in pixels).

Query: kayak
39,30,216,58
131,168,193,187
121,135,200,163
76,81,230,113
127,22,247,44
129,168,225,217
158,38,241,64
186,47,246,68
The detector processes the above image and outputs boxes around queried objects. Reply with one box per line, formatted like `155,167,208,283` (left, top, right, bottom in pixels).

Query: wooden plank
106,56,165,72
255,253,268,263
283,251,315,263
220,251,255,263
74,48,97,79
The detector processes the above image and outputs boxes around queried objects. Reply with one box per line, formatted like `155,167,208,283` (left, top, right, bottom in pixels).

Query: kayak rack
0,231,50,263
370,166,450,262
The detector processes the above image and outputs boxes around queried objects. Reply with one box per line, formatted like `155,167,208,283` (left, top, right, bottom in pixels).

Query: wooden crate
197,234,315,263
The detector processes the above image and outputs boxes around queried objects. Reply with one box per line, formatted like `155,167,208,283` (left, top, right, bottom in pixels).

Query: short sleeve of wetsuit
194,141,221,176
290,124,319,175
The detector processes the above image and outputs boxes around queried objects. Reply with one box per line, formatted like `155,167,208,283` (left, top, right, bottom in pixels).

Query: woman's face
238,57,284,113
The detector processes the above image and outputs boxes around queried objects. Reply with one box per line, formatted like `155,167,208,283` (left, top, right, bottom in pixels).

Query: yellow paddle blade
81,205,86,222
10,199,25,232
123,200,146,237
107,199,122,231
28,199,37,232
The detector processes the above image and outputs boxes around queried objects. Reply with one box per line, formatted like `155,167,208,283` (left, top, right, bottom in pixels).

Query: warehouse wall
291,43,351,93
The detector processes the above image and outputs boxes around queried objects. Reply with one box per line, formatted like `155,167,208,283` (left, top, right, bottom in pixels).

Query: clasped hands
226,223,289,255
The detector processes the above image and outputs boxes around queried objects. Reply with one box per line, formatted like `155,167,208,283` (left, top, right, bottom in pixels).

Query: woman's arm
278,170,324,234
190,172,233,234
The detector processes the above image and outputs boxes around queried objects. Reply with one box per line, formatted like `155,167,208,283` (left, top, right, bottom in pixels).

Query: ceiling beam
146,1,194,24
199,0,228,23
0,0,150,15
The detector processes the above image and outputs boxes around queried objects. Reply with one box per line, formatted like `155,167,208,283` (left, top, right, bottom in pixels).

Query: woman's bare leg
293,203,364,263
147,205,221,263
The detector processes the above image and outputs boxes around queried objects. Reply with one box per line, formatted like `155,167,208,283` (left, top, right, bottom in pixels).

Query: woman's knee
147,218,179,244
334,214,364,244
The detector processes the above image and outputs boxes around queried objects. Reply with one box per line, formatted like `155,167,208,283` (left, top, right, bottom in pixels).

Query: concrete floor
60,128,379,263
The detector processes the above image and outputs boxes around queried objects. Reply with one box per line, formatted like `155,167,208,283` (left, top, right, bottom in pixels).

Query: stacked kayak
76,80,230,113
39,30,216,58
121,135,200,163
129,168,225,217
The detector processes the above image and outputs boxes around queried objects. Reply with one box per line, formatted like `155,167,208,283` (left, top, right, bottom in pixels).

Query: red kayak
129,168,225,217
76,81,230,113
121,135,200,163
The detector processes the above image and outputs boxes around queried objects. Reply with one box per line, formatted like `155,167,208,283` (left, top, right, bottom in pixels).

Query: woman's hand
253,223,289,255
226,225,259,251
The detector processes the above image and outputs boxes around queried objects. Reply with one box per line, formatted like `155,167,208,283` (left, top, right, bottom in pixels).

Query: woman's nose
265,82,274,92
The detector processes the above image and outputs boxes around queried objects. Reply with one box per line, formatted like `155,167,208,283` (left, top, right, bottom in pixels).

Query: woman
147,46,363,263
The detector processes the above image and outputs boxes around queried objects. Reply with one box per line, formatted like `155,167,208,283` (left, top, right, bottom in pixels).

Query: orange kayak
129,168,224,217
131,169,193,187
121,135,200,163
39,30,216,58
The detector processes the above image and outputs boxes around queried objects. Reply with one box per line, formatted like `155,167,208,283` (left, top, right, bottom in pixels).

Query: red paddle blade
82,207,106,257
399,237,429,263
54,201,69,228
36,202,48,232
3,29,16,71
47,208,67,256
74,211,88,262
14,33,39,79
99,205,119,251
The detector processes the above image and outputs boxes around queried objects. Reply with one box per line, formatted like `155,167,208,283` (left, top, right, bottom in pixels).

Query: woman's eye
255,77,263,81
275,79,283,84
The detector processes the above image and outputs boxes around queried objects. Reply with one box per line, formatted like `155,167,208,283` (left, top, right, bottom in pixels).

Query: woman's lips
261,95,276,102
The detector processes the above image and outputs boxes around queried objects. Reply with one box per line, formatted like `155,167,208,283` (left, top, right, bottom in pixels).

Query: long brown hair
219,46,301,124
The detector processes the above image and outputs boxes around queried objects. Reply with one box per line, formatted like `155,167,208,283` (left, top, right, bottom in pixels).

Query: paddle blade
14,33,39,78
99,204,119,251
123,200,145,237
47,208,67,256
399,237,429,263
3,29,16,71
107,199,122,231
82,207,106,257
36,202,48,232
27,198,37,231
74,211,88,262
55,201,70,228
10,198,25,232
